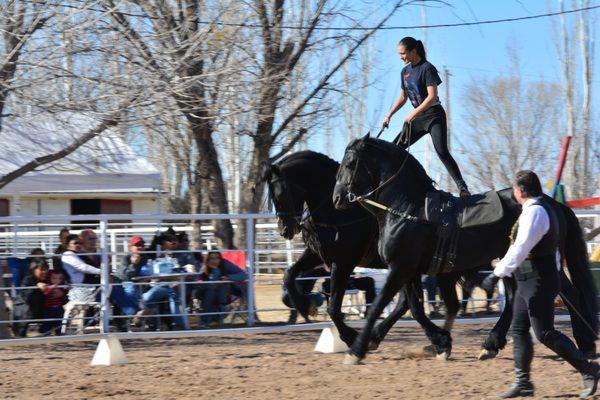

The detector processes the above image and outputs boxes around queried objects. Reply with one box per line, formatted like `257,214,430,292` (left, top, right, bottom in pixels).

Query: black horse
333,136,598,364
261,150,515,358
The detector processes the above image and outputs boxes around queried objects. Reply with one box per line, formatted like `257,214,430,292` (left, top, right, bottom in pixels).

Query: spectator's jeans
122,282,140,305
108,284,140,316
196,282,229,323
40,306,64,334
142,286,184,328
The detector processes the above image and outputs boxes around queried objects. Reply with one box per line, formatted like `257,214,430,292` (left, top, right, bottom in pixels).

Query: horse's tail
561,202,598,334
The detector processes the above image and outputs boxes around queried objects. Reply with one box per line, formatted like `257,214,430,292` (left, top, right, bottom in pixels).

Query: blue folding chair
7,257,29,295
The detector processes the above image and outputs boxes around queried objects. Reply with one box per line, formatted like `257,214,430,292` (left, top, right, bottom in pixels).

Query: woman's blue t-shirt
401,59,442,108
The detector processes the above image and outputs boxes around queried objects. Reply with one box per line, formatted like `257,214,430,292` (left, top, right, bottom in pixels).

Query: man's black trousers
512,256,596,375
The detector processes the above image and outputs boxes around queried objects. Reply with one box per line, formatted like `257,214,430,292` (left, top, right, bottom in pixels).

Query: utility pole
444,67,452,191
421,4,431,175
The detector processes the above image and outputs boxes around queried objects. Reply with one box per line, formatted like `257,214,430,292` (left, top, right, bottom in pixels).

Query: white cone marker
91,335,128,366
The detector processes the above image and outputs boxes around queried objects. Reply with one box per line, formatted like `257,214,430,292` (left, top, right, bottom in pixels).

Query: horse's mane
277,150,339,172
362,137,435,190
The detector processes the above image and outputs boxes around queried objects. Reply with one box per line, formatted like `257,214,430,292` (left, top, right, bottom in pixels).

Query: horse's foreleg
327,262,358,347
479,276,515,360
283,249,322,320
369,284,411,350
405,278,452,360
345,266,407,364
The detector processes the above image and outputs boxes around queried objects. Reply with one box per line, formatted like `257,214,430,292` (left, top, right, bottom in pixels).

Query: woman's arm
382,90,407,128
405,84,438,122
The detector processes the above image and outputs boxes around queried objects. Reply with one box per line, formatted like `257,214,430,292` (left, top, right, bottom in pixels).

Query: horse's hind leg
327,262,359,347
405,278,452,360
479,276,515,360
437,273,460,332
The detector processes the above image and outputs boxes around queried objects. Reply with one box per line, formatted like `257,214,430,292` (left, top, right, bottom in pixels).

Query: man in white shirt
483,171,599,399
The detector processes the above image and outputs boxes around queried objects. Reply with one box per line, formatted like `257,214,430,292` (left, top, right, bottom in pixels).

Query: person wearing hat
117,236,148,303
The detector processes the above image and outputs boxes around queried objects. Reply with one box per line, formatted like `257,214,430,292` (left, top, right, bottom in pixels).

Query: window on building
71,199,132,227
0,199,9,217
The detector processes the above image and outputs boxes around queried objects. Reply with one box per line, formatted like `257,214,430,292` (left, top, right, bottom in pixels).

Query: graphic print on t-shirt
403,69,422,108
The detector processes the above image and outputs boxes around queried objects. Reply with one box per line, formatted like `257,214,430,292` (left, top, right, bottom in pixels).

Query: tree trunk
188,177,203,251
193,124,235,249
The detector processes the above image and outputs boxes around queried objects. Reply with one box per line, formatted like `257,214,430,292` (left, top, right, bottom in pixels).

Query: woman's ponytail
416,40,427,60
398,36,427,60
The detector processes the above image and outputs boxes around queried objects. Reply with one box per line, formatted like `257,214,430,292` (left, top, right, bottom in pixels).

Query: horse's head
260,160,305,240
333,135,376,210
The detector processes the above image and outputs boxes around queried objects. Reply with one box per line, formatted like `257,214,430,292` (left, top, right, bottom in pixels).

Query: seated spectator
52,227,70,273
79,228,101,268
175,232,201,272
195,250,247,326
116,236,148,305
21,259,67,335
61,234,101,284
141,233,184,330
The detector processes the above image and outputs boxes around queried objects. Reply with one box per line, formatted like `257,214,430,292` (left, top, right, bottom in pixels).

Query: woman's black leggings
396,108,467,191
412,120,466,190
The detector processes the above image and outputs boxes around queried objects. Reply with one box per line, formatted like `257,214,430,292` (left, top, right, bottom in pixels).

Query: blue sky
312,0,599,188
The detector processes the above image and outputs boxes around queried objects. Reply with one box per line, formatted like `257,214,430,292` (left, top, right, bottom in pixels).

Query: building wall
13,196,158,217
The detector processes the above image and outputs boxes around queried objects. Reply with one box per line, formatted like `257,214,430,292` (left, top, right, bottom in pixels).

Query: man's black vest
511,197,559,260
529,198,559,259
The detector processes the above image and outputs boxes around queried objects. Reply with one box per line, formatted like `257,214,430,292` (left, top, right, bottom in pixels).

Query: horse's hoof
436,351,450,361
368,340,380,351
343,353,363,365
422,344,437,356
477,348,498,361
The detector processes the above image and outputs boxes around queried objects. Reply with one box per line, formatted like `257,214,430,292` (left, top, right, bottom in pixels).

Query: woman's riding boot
497,369,534,398
457,180,470,198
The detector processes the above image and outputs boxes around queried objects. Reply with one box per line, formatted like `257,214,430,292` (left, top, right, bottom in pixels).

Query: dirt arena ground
1,321,594,400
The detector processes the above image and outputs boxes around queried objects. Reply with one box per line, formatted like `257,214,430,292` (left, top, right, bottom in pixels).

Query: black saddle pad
460,190,504,228
424,190,503,229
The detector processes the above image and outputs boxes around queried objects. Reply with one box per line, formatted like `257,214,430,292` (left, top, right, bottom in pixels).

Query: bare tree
237,1,407,231
458,59,562,191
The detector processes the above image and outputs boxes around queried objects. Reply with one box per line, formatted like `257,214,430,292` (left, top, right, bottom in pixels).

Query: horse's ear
364,132,371,139
258,161,272,182
271,164,281,176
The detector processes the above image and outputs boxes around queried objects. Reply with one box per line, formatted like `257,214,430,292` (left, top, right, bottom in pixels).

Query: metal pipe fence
0,210,597,343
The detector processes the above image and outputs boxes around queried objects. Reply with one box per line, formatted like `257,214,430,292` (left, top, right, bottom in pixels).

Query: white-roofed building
0,112,162,221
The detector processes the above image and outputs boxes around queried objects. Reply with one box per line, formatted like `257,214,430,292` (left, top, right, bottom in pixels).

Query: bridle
345,123,413,204
269,175,305,224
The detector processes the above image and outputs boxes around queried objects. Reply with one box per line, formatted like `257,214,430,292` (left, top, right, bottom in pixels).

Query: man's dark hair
65,234,79,244
515,170,543,198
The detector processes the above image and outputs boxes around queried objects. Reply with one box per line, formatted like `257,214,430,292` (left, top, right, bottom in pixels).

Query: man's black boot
497,369,534,398
580,362,600,399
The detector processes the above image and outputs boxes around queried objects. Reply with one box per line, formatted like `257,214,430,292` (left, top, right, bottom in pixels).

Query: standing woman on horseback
382,37,470,197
